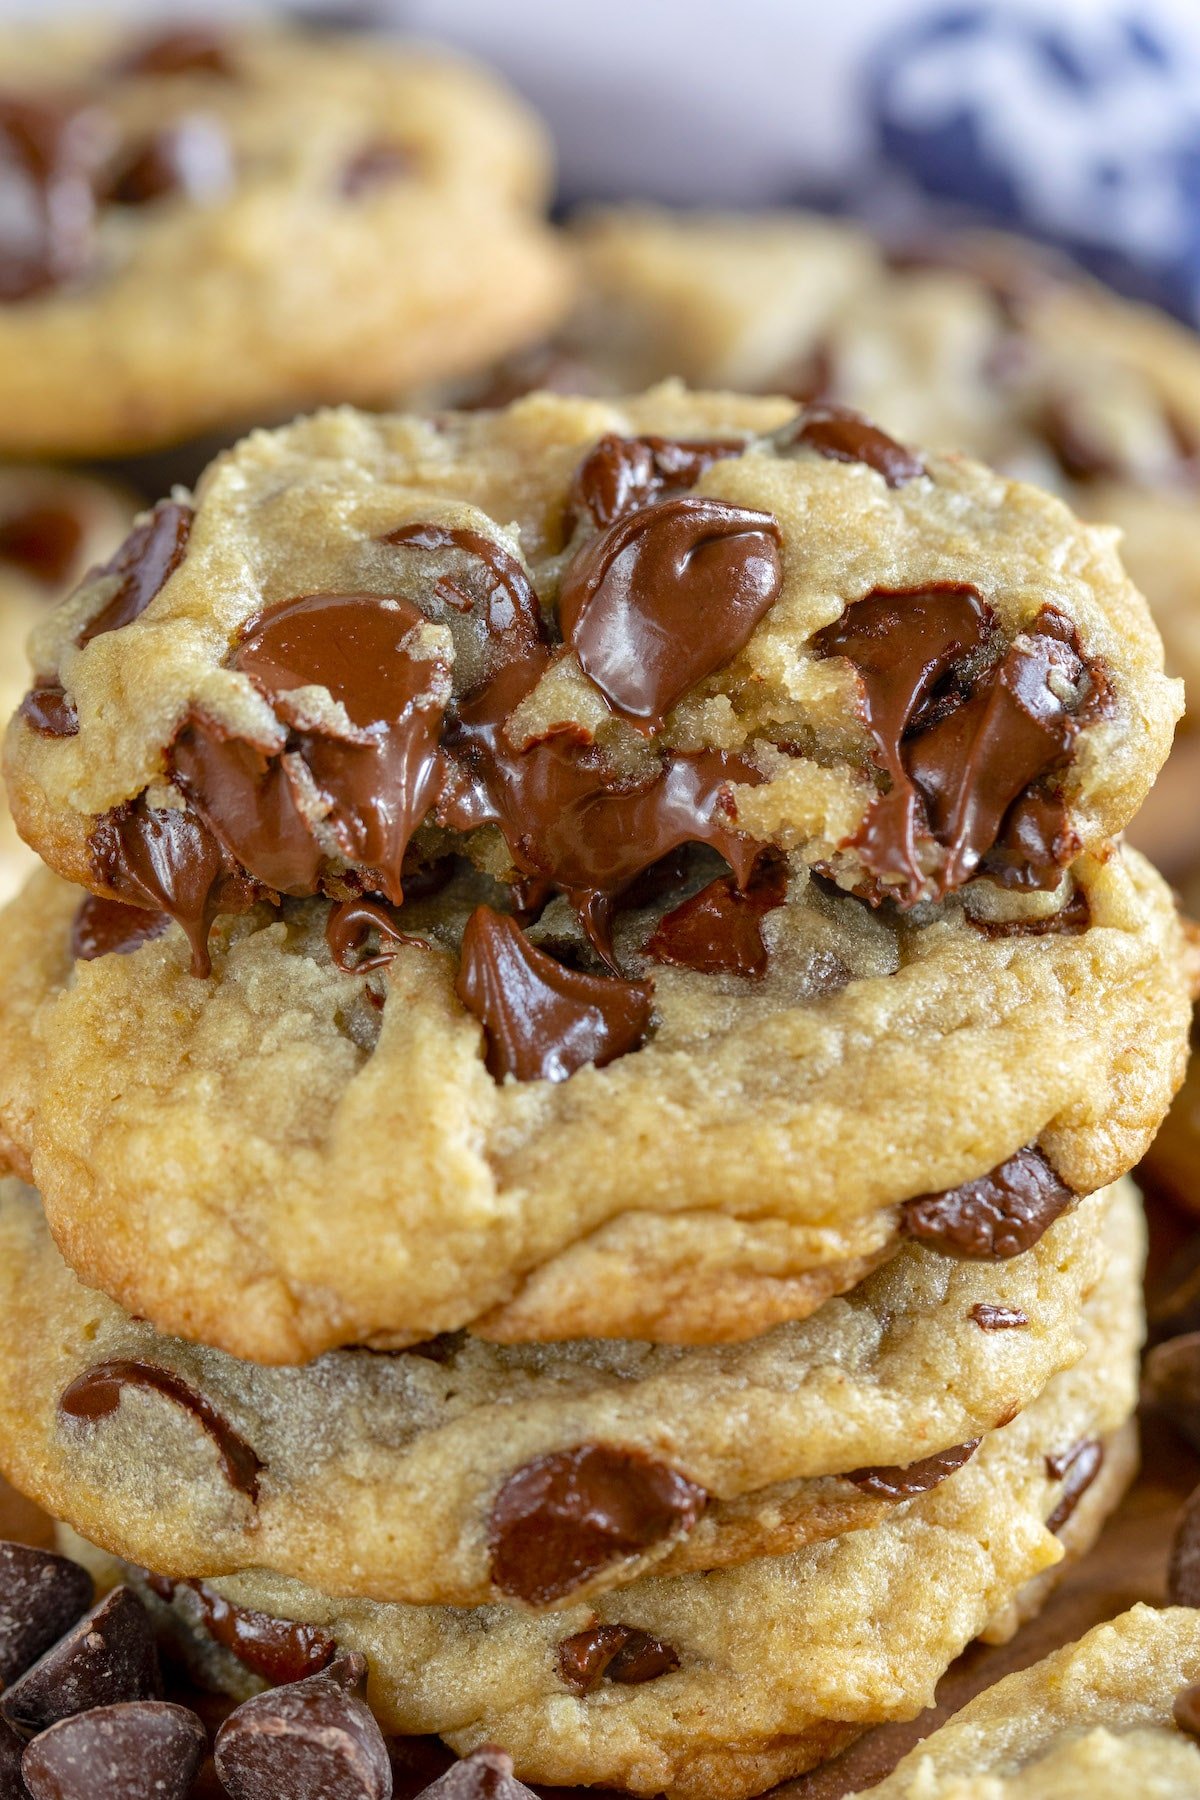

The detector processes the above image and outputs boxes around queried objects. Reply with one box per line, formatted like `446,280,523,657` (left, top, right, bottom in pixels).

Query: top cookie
0,19,569,455
2,388,1181,966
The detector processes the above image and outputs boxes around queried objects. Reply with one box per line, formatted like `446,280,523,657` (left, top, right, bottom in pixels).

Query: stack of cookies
0,381,1191,1798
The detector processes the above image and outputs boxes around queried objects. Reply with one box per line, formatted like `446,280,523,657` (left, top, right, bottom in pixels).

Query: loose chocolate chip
567,433,746,531
968,1303,1029,1331
0,1588,160,1739
59,1361,262,1501
0,1545,93,1688
342,140,414,196
70,895,168,962
845,1439,980,1500
558,496,782,730
106,117,233,207
778,402,925,488
901,1146,1074,1260
488,1443,706,1607
116,27,235,78
1143,1333,1200,1454
643,854,787,978
0,98,105,303
410,1746,538,1800
455,906,652,1083
18,684,77,738
76,501,192,647
1044,1439,1104,1535
0,504,83,588
557,1623,679,1694
145,1577,336,1686
0,1717,26,1800
1176,1680,1200,1738
21,1700,205,1800
214,1654,390,1800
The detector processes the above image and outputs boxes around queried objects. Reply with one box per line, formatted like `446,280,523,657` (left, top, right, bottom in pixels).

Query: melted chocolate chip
70,894,168,962
1175,1679,1200,1739
779,403,925,488
76,502,192,647
0,97,103,303
558,496,782,730
412,1747,538,1800
967,887,1090,939
1044,1439,1104,1535
814,591,1107,901
0,1545,93,1688
567,433,746,531
116,27,235,78
214,1655,390,1800
88,801,257,979
325,897,409,973
901,1146,1075,1260
0,1589,160,1739
145,1576,336,1686
644,854,787,977
845,1439,980,1500
106,117,233,207
173,593,450,906
59,1360,262,1501
969,1303,1029,1331
18,683,77,738
1169,1483,1200,1607
342,141,413,196
556,1623,680,1694
488,1443,706,1606
21,1701,205,1800
0,503,83,587
455,906,652,1082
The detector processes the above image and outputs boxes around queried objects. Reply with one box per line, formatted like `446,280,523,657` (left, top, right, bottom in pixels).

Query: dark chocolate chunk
116,27,235,77
106,118,233,208
1175,1679,1200,1738
76,502,192,647
1145,1332,1200,1456
455,906,652,1082
70,894,168,962
18,684,77,738
0,1545,93,1688
643,855,787,978
342,141,413,196
1044,1439,1104,1535
409,1746,537,1800
214,1654,390,1800
21,1701,205,1800
0,504,83,587
567,433,745,531
778,402,925,488
145,1577,336,1686
0,1588,160,1739
59,1360,262,1501
901,1146,1074,1260
557,1623,680,1694
1169,1483,1200,1607
845,1439,980,1500
488,1443,706,1606
558,496,782,730
0,98,104,303
968,1303,1029,1331
0,1717,26,1800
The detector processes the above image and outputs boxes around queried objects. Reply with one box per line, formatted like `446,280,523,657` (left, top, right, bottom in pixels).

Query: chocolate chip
21,1701,205,1800
0,1588,160,1738
644,855,787,978
18,684,77,739
557,1623,679,1694
116,27,235,78
968,1303,1029,1331
488,1443,706,1606
567,434,746,531
59,1361,262,1501
145,1577,336,1686
325,897,410,973
967,888,1090,939
845,1439,980,1499
410,1746,538,1800
901,1146,1074,1260
0,1717,26,1800
1143,1333,1200,1454
214,1654,390,1800
70,895,169,962
455,906,652,1082
342,141,413,196
1176,1680,1200,1737
0,504,83,587
76,502,192,647
0,98,105,303
0,1545,93,1688
1169,1484,1200,1606
106,118,233,208
778,402,925,488
558,497,782,730
1044,1439,1104,1535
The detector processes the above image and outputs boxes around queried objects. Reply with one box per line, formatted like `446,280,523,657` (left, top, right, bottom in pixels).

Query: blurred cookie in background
0,470,133,903
0,18,571,457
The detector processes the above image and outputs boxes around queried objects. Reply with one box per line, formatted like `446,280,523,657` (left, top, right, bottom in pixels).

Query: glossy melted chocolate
146,1575,336,1685
644,855,787,978
902,1145,1075,1260
846,1439,981,1500
76,501,193,646
71,893,169,961
780,402,925,488
556,1622,680,1694
566,432,746,530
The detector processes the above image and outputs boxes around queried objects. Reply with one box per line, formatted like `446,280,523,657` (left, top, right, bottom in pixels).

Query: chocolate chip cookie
0,20,569,455
0,1175,1124,1608
860,1604,1200,1798
55,1214,1143,1800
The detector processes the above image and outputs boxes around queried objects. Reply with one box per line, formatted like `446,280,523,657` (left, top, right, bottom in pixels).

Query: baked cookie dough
0,20,569,455
0,469,132,903
861,1604,1200,1798
0,1176,1124,1608
57,1218,1144,1800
